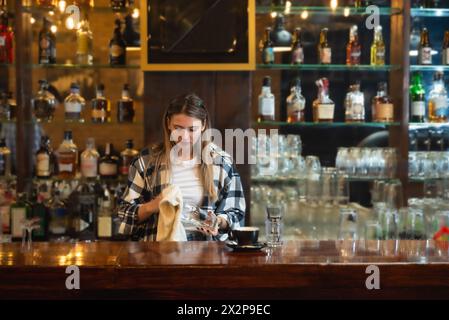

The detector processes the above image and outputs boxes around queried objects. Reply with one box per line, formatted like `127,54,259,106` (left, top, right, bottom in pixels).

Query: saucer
225,241,266,252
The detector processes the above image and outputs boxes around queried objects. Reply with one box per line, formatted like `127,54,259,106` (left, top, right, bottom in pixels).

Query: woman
117,93,246,241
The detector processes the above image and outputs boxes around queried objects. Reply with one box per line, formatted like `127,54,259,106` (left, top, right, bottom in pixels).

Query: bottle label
291,48,304,64
317,104,335,120
81,158,98,178
98,216,112,238
58,153,76,173
110,45,124,58
99,163,118,176
351,49,361,60
433,96,448,116
65,102,82,113
92,108,106,119
259,97,275,116
262,48,274,63
287,100,305,115
0,205,10,234
11,207,26,238
412,101,426,116
376,103,394,120
0,36,5,46
420,47,432,64
376,48,385,61
351,103,364,119
36,153,50,176
320,48,332,64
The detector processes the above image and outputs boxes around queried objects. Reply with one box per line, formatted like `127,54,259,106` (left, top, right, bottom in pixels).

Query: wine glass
20,217,41,251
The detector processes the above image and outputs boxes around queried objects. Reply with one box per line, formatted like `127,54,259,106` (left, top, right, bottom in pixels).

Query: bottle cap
292,77,301,88
64,130,72,140
97,83,105,91
70,83,80,90
123,84,130,91
262,76,271,87
0,138,6,147
125,139,134,148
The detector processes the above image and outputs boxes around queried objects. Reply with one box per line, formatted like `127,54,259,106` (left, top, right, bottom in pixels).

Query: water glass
338,208,358,240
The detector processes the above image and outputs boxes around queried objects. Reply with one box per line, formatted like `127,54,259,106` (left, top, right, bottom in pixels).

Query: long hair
148,93,217,202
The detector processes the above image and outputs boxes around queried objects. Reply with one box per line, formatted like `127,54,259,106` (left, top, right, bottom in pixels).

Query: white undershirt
170,157,204,231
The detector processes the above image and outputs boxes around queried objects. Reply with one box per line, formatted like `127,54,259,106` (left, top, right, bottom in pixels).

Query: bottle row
261,23,386,66
0,4,140,65
36,0,134,11
257,76,396,123
29,80,135,123
0,178,126,243
416,28,449,65
410,72,449,123
35,130,139,180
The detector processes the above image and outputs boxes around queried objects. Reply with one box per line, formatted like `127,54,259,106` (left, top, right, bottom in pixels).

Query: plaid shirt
117,143,246,241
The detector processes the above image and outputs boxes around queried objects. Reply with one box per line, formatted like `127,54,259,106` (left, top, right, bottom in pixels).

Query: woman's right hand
137,194,163,222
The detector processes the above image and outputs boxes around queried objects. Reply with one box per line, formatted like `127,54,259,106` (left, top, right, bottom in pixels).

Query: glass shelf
257,64,399,72
32,176,128,184
254,121,400,128
256,6,401,16
409,177,446,183
251,176,397,183
31,120,142,125
411,8,449,17
22,6,132,14
409,122,449,129
410,65,449,72
29,63,140,69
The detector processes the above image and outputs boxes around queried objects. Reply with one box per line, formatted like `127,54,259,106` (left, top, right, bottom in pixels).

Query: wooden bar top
1,240,449,299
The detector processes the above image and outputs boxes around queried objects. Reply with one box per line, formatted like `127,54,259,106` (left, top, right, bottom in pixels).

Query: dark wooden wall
143,72,252,224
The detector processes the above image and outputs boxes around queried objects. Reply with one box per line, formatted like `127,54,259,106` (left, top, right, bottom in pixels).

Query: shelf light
284,1,291,15
50,25,57,33
65,16,75,30
344,7,350,17
30,17,36,24
301,10,309,20
58,0,67,14
330,0,338,11
270,11,277,18
132,8,140,19
49,10,55,16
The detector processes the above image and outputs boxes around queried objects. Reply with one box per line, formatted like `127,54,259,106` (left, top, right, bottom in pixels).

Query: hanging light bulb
330,0,338,11
132,8,140,19
65,16,75,30
50,25,58,33
30,17,36,24
58,0,67,14
49,10,55,16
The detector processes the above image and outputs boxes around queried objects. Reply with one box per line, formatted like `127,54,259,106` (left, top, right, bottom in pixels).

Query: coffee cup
230,227,259,246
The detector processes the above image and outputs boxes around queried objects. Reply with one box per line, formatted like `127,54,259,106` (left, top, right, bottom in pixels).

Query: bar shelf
254,121,400,128
256,6,401,16
411,8,449,17
257,64,399,72
28,63,140,69
410,65,449,72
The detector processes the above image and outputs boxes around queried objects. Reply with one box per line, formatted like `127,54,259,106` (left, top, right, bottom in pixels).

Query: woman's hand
137,194,163,222
196,213,228,237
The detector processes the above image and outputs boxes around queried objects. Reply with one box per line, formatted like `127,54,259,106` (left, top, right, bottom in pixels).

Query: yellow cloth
156,185,187,241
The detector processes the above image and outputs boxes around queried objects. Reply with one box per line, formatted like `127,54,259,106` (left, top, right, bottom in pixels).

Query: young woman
117,93,246,241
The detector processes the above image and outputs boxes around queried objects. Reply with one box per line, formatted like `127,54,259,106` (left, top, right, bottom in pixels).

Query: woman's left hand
196,213,226,237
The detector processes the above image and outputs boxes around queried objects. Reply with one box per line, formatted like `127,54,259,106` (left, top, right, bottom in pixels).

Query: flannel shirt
117,143,246,241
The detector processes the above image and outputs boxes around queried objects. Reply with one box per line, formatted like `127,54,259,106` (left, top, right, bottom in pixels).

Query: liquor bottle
442,31,449,65
69,182,97,240
10,193,31,241
37,0,56,9
123,13,140,47
344,82,365,122
80,138,100,179
32,79,57,122
38,18,56,64
36,136,55,179
117,84,135,123
120,139,139,176
286,78,306,123
257,76,275,122
428,72,448,123
346,25,361,66
410,73,426,123
97,193,113,240
418,28,432,65
262,27,274,64
56,131,78,179
372,82,394,123
109,19,126,65
99,143,119,179
64,83,86,123
0,186,13,236
76,14,93,65
31,192,49,241
318,28,331,64
370,25,385,66
91,84,111,123
0,138,10,177
47,190,68,239
291,28,304,65
0,9,13,64
313,78,334,123
110,0,129,11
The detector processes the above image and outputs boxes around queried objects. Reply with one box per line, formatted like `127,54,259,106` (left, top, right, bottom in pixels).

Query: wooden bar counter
1,240,449,299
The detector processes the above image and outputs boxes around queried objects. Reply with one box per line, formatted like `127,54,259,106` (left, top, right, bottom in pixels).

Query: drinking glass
338,208,358,240
364,220,382,252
